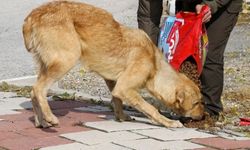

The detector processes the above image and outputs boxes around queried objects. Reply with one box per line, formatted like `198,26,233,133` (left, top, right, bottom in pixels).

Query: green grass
0,82,32,98
52,92,76,101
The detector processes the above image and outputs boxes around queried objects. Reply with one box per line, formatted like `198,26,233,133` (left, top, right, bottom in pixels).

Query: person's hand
196,4,212,23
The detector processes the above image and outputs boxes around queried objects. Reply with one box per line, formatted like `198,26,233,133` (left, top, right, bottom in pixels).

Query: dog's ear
176,90,185,104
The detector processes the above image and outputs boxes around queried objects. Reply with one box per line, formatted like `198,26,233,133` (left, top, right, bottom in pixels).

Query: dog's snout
191,114,204,120
184,113,204,121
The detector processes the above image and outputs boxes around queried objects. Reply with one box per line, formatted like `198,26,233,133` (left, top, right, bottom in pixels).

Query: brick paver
40,143,88,150
194,148,217,150
84,120,161,132
114,138,205,150
0,92,249,150
216,131,250,140
0,79,249,150
132,128,217,141
0,131,24,142
41,142,130,150
61,130,145,145
1,134,73,150
191,137,250,149
0,99,108,150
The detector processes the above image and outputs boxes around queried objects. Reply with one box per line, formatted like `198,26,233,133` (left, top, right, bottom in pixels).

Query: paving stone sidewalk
0,77,250,150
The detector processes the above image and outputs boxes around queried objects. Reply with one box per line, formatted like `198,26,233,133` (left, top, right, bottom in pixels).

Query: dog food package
158,16,184,62
158,6,209,74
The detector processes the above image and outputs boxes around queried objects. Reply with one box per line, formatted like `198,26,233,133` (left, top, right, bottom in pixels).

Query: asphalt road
0,0,138,80
0,0,249,80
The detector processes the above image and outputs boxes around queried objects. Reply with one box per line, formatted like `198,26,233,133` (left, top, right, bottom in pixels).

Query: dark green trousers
201,1,241,115
137,0,163,44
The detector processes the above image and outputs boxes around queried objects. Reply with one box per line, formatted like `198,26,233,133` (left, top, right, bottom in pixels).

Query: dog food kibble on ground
179,60,201,89
184,113,218,129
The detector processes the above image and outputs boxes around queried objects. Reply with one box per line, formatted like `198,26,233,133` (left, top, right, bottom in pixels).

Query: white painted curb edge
0,75,37,82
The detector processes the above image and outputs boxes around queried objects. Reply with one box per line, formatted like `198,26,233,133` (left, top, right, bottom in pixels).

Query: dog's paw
34,114,59,128
46,113,59,125
115,113,134,122
168,120,184,128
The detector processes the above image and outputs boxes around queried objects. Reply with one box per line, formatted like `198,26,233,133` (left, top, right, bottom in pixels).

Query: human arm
195,0,232,23
201,0,232,14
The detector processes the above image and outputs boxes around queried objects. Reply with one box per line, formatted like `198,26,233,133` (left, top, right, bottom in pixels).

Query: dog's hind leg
112,56,183,128
30,27,81,127
32,53,80,128
105,80,132,121
31,68,59,128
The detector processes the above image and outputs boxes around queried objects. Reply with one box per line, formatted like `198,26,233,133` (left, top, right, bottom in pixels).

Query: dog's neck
146,50,181,107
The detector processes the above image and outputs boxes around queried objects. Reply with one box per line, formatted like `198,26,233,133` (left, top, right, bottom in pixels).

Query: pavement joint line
59,136,90,146
61,130,146,146
111,141,134,150
127,130,168,142
84,120,162,133
222,129,247,137
81,124,109,133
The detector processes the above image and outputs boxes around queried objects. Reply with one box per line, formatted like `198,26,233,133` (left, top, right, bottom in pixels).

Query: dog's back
23,1,155,80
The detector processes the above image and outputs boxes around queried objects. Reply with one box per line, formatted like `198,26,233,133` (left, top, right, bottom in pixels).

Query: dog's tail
22,16,34,52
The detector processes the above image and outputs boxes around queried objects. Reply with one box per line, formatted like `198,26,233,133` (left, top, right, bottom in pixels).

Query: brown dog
23,1,204,128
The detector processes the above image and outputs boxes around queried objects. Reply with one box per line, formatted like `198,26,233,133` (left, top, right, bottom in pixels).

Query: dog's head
146,59,204,120
172,81,204,120
148,71,204,120
160,73,204,120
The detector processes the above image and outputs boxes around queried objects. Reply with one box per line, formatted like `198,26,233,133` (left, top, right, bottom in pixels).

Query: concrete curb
0,75,37,83
0,75,112,103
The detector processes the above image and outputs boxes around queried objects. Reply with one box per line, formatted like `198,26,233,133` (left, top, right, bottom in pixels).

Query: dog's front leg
111,97,133,121
105,80,132,121
112,88,183,128
111,55,183,128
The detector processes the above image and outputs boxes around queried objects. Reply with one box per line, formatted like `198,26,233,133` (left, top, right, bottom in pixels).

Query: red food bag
158,6,209,74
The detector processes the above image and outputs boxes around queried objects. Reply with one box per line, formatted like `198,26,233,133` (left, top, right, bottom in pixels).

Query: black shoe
204,109,224,122
204,105,221,115
203,101,224,115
